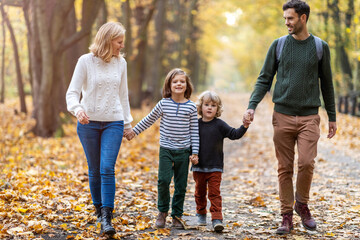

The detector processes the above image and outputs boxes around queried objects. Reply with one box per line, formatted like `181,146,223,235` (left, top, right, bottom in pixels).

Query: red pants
193,171,222,220
273,111,320,214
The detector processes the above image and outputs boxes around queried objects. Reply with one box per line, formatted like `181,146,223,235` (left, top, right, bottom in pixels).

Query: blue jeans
77,120,124,209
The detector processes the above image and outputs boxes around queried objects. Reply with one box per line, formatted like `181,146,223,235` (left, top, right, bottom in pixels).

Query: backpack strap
276,35,288,62
313,36,323,61
276,35,323,61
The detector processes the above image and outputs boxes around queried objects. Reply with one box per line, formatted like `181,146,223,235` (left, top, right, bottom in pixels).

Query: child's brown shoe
155,212,168,228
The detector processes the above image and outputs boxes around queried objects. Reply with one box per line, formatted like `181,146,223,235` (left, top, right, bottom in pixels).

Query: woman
66,22,133,235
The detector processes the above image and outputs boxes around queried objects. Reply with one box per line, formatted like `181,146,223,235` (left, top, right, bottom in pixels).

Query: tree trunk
328,0,353,95
121,0,132,59
96,0,107,29
129,0,158,107
149,0,167,100
1,3,27,113
0,8,5,103
61,6,78,113
186,0,200,86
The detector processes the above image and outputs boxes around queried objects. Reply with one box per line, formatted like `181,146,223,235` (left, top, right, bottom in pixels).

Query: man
243,0,337,235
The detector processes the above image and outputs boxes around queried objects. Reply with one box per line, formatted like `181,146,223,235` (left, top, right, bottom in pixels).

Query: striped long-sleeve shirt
133,98,199,154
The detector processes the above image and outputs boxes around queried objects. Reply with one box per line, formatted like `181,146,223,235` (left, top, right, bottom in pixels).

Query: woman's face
111,36,125,56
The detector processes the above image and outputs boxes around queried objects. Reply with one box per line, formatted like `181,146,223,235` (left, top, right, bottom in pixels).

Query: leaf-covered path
0,93,359,239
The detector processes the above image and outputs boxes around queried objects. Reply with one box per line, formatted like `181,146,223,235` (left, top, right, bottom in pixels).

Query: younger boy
190,91,250,232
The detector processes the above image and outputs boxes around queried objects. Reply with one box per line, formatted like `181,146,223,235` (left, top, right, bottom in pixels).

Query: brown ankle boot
171,217,184,229
155,212,168,228
295,201,316,230
276,212,293,235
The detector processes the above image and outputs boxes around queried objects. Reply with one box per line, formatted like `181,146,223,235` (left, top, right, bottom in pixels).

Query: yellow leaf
233,222,242,227
74,205,82,211
18,208,28,213
319,196,326,201
60,223,68,231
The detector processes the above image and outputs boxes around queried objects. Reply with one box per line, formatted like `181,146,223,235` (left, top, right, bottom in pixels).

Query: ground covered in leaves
1,93,359,239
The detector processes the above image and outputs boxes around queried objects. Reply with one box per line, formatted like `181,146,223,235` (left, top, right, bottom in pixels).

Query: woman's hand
124,128,136,141
76,110,90,125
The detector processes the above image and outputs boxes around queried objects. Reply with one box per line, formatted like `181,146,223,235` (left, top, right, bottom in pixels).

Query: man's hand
327,121,337,139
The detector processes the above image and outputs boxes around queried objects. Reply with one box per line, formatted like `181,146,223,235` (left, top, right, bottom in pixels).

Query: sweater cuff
124,123,132,129
74,107,84,117
328,114,336,122
247,103,257,110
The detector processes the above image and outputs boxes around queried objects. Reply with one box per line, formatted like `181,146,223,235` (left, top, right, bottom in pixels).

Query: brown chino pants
272,111,320,214
193,171,223,220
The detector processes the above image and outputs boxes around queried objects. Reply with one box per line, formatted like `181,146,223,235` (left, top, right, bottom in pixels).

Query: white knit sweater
66,53,133,129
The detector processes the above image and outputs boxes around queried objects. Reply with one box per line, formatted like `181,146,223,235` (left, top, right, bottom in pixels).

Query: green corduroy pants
157,147,190,217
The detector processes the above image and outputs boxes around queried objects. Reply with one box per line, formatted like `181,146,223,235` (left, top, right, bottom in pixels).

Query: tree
23,0,103,137
1,2,26,113
0,7,5,103
148,0,167,100
328,0,353,95
127,0,158,108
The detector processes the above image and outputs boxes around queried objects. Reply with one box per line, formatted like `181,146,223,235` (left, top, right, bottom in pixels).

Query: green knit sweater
248,34,336,122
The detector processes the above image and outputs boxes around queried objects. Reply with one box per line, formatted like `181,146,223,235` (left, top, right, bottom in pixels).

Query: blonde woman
66,22,133,235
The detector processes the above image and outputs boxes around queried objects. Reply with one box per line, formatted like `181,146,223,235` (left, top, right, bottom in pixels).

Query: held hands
189,154,199,165
243,109,254,128
124,128,136,141
76,110,90,125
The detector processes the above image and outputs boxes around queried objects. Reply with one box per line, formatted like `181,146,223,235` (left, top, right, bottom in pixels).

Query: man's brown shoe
155,212,168,228
171,217,184,229
295,201,316,230
276,212,293,235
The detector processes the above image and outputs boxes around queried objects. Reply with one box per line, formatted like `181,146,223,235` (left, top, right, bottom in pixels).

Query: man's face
283,8,305,35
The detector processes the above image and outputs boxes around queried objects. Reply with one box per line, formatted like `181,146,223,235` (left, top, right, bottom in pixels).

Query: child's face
202,100,217,121
170,74,187,96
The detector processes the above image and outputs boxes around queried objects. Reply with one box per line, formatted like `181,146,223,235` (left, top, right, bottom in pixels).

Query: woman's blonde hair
196,91,223,117
162,68,193,99
89,22,125,63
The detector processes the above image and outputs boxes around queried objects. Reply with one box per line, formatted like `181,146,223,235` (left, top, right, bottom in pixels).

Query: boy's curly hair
196,91,223,117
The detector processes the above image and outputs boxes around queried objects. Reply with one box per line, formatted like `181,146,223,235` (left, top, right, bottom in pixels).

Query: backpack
267,35,324,91
276,35,323,62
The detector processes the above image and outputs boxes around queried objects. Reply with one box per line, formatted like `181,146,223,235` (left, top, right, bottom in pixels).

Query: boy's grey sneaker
197,214,206,226
212,219,224,232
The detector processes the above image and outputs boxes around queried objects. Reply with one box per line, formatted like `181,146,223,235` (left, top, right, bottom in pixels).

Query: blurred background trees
0,0,359,137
